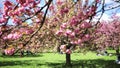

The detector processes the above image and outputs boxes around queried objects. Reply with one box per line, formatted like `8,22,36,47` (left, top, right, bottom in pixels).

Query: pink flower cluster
71,39,83,44
56,0,64,5
0,18,7,24
80,22,92,29
56,29,63,35
95,17,120,48
4,32,22,40
66,49,72,54
70,16,79,26
4,48,15,55
60,45,72,54
19,28,34,34
16,0,35,6
56,22,92,45
3,1,13,13
60,8,69,15
0,0,40,25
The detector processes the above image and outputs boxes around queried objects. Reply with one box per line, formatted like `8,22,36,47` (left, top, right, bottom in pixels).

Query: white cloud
105,0,113,4
115,13,120,16
92,13,112,22
100,13,111,21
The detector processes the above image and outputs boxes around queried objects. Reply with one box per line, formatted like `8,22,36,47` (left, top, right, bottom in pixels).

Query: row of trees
0,0,120,66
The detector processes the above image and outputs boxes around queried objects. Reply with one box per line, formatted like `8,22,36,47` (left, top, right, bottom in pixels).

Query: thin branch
22,3,48,22
95,0,105,26
105,4,120,11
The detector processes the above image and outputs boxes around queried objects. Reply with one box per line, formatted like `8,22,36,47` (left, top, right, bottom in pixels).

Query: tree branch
14,0,53,54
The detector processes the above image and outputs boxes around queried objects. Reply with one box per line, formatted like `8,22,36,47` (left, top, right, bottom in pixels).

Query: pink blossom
19,28,33,34
4,1,13,9
87,5,97,16
74,29,79,33
60,8,69,15
25,29,34,34
70,16,79,26
18,6,25,12
3,0,13,15
7,34,13,39
82,34,91,41
13,10,19,15
85,34,90,38
60,45,66,50
60,45,66,53
16,0,26,5
4,32,22,40
12,18,21,24
26,0,34,3
71,39,83,45
0,32,2,35
36,18,40,23
60,23,67,29
70,32,75,38
65,30,72,36
66,49,72,54
56,30,63,35
72,40,78,44
77,39,83,44
4,48,15,55
29,1,37,8
49,5,54,11
12,33,22,39
56,0,63,5
0,18,7,23
34,8,40,13
3,37,7,40
80,22,92,28
8,11,13,16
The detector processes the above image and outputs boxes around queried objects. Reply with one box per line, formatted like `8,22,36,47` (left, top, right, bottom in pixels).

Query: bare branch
95,0,105,26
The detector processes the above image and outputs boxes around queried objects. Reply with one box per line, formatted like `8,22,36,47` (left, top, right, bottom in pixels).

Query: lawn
0,51,120,68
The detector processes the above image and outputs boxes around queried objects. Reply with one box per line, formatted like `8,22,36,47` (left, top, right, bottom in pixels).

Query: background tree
94,15,120,55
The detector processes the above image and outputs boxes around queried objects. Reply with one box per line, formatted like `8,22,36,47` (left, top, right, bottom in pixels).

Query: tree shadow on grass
0,59,120,68
45,59,120,68
72,59,120,68
0,54,43,58
0,60,31,66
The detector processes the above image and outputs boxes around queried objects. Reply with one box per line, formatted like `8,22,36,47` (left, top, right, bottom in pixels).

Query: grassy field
0,51,120,68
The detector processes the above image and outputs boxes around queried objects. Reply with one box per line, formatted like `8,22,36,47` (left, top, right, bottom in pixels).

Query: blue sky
0,0,46,25
98,0,120,21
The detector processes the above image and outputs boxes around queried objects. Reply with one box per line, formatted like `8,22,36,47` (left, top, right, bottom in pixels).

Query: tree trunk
116,48,119,55
116,47,120,62
65,44,72,67
66,53,72,66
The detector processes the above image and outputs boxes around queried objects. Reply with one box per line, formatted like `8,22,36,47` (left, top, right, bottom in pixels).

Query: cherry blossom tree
47,0,100,66
0,0,120,66
94,15,120,55
0,0,53,55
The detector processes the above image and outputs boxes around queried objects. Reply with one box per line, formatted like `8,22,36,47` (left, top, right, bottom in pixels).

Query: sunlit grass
0,51,120,68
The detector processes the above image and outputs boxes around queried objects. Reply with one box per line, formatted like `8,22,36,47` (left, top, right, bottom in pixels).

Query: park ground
0,50,120,68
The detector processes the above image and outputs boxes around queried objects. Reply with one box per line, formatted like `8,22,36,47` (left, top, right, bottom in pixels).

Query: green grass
0,51,120,68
